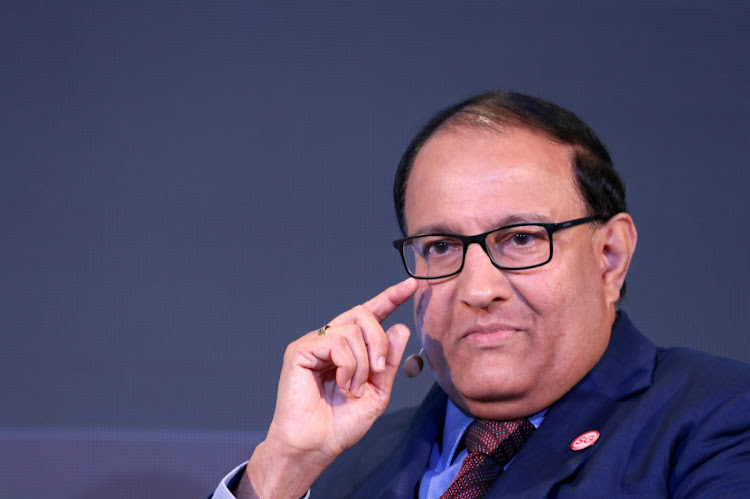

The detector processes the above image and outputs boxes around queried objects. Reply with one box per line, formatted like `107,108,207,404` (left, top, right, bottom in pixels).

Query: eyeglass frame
392,215,602,279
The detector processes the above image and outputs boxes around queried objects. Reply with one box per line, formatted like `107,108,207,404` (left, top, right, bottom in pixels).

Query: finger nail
356,384,365,398
375,356,386,371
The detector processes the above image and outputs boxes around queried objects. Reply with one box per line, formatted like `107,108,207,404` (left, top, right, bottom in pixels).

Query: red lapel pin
571,430,600,451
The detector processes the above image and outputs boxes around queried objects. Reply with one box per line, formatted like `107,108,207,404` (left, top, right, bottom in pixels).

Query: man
213,92,750,498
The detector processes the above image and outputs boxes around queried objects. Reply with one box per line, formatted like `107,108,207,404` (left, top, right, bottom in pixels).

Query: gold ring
317,325,330,336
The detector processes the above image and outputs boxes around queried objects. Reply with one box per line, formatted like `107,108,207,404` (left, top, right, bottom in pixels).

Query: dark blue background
1,1,748,496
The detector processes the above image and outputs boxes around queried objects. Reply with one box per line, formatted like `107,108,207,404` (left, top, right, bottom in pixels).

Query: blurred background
1,1,748,496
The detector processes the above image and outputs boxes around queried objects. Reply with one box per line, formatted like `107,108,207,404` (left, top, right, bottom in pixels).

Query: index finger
362,277,418,323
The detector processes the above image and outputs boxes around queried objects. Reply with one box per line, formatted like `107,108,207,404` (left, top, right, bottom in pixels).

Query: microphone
402,348,424,378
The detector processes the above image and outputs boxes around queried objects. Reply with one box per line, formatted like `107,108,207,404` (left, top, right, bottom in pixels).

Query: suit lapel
365,385,448,499
488,312,656,497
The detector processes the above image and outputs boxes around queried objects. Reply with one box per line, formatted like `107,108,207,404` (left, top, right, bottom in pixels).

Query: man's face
404,127,617,420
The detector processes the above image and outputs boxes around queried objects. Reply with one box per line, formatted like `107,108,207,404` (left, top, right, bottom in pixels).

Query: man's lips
461,324,524,346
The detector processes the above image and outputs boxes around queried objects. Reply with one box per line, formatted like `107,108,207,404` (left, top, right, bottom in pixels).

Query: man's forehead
413,126,578,176
403,127,585,234
408,128,580,192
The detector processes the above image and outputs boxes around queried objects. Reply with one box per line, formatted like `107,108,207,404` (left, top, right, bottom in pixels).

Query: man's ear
597,213,638,306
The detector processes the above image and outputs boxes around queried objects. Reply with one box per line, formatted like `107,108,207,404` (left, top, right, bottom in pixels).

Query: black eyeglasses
392,216,600,279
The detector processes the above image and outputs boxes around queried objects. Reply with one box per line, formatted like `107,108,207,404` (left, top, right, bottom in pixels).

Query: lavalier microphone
402,348,424,378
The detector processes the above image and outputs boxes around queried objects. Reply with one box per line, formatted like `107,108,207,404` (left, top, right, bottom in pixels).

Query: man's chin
443,376,539,419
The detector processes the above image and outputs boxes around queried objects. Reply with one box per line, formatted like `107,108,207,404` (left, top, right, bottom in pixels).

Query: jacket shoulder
654,346,750,391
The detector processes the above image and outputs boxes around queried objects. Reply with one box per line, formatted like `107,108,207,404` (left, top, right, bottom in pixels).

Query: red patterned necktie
440,418,535,499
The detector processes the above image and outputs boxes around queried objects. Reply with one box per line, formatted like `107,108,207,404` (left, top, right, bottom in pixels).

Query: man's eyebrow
410,213,553,236
497,213,553,226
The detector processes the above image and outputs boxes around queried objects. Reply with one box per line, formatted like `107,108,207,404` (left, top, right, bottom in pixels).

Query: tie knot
463,418,535,466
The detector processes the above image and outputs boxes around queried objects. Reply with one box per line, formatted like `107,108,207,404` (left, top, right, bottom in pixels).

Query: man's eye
510,233,534,245
429,241,450,254
495,230,545,249
421,239,460,256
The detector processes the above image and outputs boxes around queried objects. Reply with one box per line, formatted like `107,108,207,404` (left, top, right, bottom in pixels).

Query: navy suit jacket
311,312,750,498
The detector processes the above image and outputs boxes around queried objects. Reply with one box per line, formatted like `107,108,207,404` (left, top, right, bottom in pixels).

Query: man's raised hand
239,278,418,499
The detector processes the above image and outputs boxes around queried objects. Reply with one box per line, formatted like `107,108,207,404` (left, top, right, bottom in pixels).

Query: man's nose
457,242,513,308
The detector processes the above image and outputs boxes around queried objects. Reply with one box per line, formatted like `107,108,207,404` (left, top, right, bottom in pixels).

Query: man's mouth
461,324,523,346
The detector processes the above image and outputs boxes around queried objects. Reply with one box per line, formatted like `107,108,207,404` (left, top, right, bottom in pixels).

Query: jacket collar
576,311,655,400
